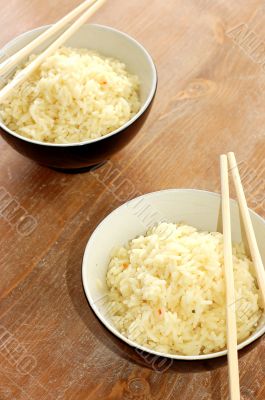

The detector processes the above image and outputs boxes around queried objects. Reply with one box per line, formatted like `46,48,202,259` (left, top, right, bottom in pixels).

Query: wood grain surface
0,0,265,399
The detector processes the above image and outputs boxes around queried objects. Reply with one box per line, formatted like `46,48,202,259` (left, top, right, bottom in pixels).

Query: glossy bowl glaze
82,189,265,360
0,24,157,170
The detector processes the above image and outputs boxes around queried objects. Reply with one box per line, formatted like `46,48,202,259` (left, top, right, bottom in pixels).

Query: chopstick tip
227,151,235,160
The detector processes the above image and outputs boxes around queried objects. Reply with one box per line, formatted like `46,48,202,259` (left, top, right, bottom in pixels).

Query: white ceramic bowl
82,189,265,360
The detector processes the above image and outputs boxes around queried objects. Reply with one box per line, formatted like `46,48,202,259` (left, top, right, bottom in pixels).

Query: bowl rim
0,23,158,147
82,188,265,361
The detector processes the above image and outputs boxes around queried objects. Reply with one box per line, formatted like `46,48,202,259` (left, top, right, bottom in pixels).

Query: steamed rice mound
0,47,140,143
106,223,263,356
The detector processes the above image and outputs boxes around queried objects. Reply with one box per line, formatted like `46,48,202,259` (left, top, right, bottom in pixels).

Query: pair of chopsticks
0,0,106,102
220,152,265,400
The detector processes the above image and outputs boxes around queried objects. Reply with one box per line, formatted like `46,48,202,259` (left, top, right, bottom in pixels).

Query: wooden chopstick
0,0,106,103
228,152,265,307
0,0,97,76
220,154,241,400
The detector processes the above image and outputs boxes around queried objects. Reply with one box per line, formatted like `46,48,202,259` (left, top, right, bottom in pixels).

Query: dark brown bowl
0,24,157,170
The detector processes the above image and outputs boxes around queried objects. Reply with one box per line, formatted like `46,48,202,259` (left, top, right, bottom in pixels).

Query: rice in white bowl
0,47,140,143
106,223,263,356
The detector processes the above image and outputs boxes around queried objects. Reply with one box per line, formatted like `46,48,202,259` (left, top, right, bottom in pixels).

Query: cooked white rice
106,223,263,356
0,47,140,143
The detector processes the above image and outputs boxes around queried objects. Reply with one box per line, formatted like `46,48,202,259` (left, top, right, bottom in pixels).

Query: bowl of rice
82,189,265,360
0,24,157,170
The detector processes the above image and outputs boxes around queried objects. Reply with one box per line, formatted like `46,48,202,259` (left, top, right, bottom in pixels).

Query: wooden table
0,0,265,399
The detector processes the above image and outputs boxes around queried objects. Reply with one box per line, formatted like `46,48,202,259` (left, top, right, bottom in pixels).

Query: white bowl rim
82,188,265,361
0,23,157,147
